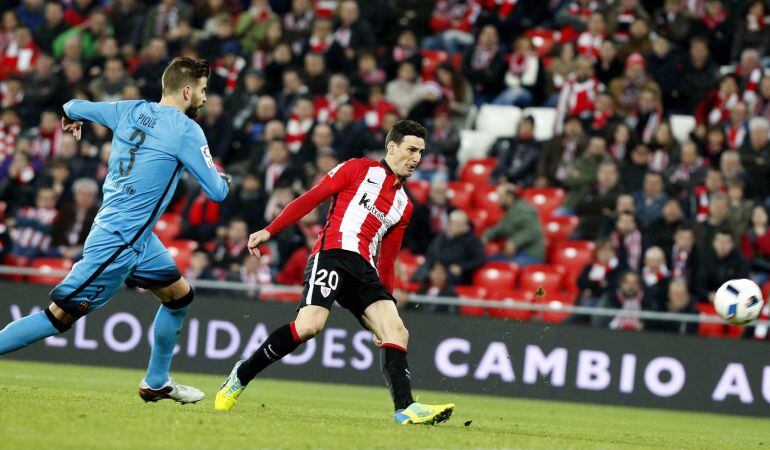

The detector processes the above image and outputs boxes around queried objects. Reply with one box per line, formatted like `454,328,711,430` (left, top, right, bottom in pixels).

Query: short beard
185,104,200,119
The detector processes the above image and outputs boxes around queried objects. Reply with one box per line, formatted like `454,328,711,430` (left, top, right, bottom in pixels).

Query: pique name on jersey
136,113,158,129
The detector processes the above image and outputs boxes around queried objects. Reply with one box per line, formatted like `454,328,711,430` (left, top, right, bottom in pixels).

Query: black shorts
299,249,396,324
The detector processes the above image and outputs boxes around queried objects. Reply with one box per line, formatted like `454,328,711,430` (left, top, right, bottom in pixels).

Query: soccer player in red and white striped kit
215,120,455,425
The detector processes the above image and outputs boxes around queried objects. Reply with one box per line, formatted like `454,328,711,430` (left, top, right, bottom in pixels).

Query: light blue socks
145,304,190,389
0,311,59,356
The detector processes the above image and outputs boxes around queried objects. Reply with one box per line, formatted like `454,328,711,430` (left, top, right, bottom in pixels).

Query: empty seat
475,104,522,139
536,294,576,323
166,242,194,273
27,258,73,285
694,303,727,338
406,180,430,204
460,158,497,186
473,185,504,216
486,289,532,320
458,129,497,168
455,285,487,316
154,213,182,244
518,264,563,296
446,181,474,210
549,240,595,290
520,187,566,219
522,107,557,141
472,262,518,291
670,114,696,144
542,216,579,243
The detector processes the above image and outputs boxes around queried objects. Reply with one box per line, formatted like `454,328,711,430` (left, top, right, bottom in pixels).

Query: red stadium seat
694,303,727,338
406,180,430,205
472,262,518,291
166,242,193,273
520,187,566,219
27,258,73,285
536,293,575,323
518,264,563,296
484,240,502,256
397,252,425,281
455,285,487,316
486,288,532,320
466,208,491,235
421,49,449,80
2,254,29,281
460,158,497,186
549,240,595,291
524,29,557,57
473,185,503,216
542,216,579,243
446,182,474,210
154,213,181,244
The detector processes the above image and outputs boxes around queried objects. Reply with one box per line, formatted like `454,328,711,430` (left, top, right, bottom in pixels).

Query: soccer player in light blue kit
0,58,229,404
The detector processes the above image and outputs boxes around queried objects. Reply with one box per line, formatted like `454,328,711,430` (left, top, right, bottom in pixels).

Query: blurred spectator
741,205,770,285
315,73,360,124
412,262,458,314
229,254,272,299
141,0,193,47
653,0,690,47
0,27,39,80
236,0,278,53
385,61,421,118
491,115,540,186
184,250,218,295
695,194,730,248
576,12,605,62
731,0,770,62
619,143,650,193
606,122,635,162
179,186,223,243
423,0,479,54
739,117,770,202
283,0,314,51
690,0,730,65
695,74,740,128
563,136,608,211
417,106,459,182
461,24,505,106
726,180,754,239
221,171,268,232
284,96,314,155
666,140,706,202
593,40,622,87
50,177,98,260
493,36,544,107
632,171,668,230
33,1,67,54
605,270,647,331
754,75,770,119
555,56,602,134
134,38,168,101
627,86,662,145
23,54,57,114
608,52,660,116
481,184,545,266
548,43,579,100
274,225,318,286
611,212,642,271
109,0,144,53
648,121,677,173
536,116,587,187
332,0,376,62
704,125,729,169
212,218,250,271
640,246,669,308
330,103,370,161
607,0,650,44
647,198,686,250
575,161,622,239
692,168,725,223
677,36,717,114
88,58,132,102
8,186,57,257
406,181,452,255
303,18,348,73
302,52,329,97
617,17,653,62
697,229,750,302
260,139,302,193
573,239,622,324
384,29,421,80
667,225,700,287
199,94,233,163
646,277,698,334
416,209,485,285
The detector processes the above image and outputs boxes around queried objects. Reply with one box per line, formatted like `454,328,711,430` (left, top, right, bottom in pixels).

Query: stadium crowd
2,0,770,335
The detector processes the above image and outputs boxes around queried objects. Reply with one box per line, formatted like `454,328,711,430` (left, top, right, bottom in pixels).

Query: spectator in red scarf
333,0,376,62
653,0,691,48
666,140,707,201
211,218,251,271
461,24,505,106
608,0,651,44
626,86,662,144
692,169,726,223
412,262,458,314
611,212,643,271
384,29,421,79
50,177,98,260
753,75,770,119
695,193,731,249
695,74,740,129
575,239,623,317
285,96,315,155
725,101,750,150
555,0,599,33
641,245,670,306
697,229,750,302
732,0,770,62
555,56,603,134
423,0,480,54
691,0,731,64
605,270,647,330
303,18,348,72
8,186,58,258
608,52,660,116
492,36,544,107
741,205,770,285
736,48,762,104
0,27,39,80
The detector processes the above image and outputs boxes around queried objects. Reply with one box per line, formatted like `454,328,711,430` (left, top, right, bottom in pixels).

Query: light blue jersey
48,100,229,317
62,99,228,248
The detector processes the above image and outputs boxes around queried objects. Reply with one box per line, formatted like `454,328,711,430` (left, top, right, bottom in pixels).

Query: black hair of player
162,57,211,96
385,120,426,146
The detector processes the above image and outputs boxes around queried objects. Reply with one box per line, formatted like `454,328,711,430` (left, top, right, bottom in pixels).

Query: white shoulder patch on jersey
327,162,345,177
200,145,215,168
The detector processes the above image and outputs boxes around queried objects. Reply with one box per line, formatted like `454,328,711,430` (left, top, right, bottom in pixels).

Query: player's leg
127,233,202,403
361,299,455,425
215,252,338,411
0,228,133,355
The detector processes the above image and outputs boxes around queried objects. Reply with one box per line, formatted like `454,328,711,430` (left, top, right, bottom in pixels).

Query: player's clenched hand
61,117,83,141
248,229,271,257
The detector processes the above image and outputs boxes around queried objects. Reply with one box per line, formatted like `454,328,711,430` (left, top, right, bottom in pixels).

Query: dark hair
675,224,694,234
715,228,734,239
162,57,210,96
385,120,426,146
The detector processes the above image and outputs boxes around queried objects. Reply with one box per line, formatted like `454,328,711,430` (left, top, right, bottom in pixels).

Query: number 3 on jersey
315,269,339,298
120,129,146,177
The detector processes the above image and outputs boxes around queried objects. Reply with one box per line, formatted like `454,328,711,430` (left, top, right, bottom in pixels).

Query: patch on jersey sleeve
327,162,345,177
200,145,215,168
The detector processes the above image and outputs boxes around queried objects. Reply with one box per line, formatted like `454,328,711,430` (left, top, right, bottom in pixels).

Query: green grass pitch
1,360,769,449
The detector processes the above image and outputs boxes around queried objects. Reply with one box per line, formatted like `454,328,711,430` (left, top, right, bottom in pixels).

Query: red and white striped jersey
265,158,413,292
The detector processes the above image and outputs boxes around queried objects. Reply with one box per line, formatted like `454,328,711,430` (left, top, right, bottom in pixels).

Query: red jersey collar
380,159,406,187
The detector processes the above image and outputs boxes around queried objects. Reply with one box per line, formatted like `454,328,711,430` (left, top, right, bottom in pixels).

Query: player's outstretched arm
177,122,230,202
62,99,135,131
